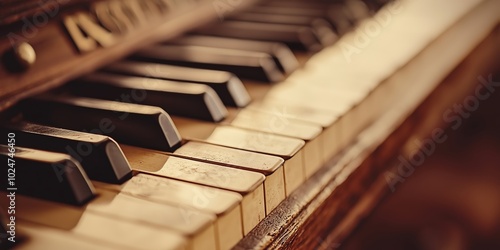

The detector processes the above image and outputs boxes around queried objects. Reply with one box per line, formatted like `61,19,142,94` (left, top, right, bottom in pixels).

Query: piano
0,0,498,249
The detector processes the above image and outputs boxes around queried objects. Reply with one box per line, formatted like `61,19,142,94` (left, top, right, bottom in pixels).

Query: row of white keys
173,141,285,214
172,117,306,199
17,222,128,250
119,144,267,236
95,173,244,250
1,194,187,250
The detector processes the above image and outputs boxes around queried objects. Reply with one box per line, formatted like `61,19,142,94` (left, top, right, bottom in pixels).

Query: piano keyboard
1,0,498,249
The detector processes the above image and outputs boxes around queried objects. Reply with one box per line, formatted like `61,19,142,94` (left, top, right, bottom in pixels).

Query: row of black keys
0,0,389,205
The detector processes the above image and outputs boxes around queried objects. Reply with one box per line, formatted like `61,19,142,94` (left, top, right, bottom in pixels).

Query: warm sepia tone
0,0,499,249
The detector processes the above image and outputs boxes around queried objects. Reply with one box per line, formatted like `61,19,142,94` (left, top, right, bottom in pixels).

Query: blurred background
342,70,500,250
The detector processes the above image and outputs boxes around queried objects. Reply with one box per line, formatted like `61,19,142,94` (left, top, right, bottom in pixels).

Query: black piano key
103,61,251,107
226,13,338,47
133,44,284,82
70,72,228,121
193,21,323,52
344,0,373,21
0,122,132,184
0,145,95,205
362,0,393,11
244,5,354,34
169,35,299,74
19,95,182,152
